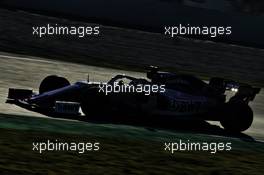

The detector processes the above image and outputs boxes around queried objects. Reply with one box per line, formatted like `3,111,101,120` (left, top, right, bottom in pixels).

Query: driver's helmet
118,80,124,86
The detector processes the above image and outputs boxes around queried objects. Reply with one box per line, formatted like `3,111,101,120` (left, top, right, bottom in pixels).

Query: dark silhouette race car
6,66,261,132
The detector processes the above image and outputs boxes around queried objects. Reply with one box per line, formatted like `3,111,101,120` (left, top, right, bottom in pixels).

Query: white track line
0,54,57,64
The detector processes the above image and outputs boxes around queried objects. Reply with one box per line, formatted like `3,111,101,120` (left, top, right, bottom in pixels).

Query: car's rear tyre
220,103,253,132
39,75,70,94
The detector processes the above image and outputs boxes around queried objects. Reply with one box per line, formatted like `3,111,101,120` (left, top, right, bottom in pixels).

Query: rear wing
224,80,261,102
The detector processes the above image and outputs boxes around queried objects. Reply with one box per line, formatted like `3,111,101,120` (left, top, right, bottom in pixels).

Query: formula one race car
6,66,261,132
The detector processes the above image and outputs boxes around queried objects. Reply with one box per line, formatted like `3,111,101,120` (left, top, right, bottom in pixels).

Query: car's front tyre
39,75,70,94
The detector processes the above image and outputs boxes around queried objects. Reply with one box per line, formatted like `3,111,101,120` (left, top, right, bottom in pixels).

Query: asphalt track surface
0,52,263,141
